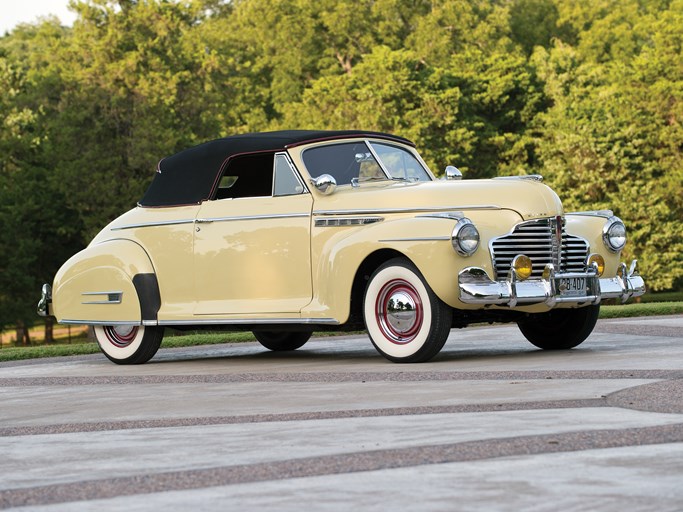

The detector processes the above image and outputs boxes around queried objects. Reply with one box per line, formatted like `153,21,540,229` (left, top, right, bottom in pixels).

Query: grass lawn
0,301,680,362
599,301,683,318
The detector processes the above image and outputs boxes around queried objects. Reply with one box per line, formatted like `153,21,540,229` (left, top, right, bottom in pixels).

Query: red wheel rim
103,326,139,348
375,279,423,344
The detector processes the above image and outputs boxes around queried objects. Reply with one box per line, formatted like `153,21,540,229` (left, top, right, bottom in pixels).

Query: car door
193,152,313,316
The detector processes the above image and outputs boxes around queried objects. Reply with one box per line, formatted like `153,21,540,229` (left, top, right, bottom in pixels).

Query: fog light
512,255,533,280
587,253,605,276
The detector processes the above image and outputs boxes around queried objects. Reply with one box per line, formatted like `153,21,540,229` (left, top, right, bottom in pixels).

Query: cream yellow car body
40,130,645,364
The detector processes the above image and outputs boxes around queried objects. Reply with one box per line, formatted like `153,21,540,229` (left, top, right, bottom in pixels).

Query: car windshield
302,141,431,186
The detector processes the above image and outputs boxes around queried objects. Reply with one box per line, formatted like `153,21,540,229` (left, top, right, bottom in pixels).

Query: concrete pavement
1,315,682,510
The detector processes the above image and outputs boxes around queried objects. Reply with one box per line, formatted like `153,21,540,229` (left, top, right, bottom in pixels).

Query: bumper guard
37,283,53,317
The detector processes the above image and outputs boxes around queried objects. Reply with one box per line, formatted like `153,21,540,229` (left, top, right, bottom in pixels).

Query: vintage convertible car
38,130,645,364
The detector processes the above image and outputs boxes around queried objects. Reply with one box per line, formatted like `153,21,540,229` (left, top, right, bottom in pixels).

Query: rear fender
52,239,159,325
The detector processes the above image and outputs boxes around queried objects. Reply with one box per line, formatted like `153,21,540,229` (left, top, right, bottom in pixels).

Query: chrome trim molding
157,317,340,326
417,212,465,220
112,213,311,230
81,291,123,305
59,317,340,327
379,236,451,242
111,219,195,231
60,319,142,326
198,213,310,224
313,206,500,216
566,210,614,218
493,175,544,182
315,216,384,227
81,292,123,304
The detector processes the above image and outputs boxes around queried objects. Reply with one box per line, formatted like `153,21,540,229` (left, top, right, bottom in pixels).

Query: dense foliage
1,0,681,333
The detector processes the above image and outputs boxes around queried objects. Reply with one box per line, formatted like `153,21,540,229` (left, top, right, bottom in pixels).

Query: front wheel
253,331,312,351
363,258,452,363
94,325,164,364
517,305,600,350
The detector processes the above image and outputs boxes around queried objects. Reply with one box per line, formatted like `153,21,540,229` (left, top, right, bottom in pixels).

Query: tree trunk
15,321,30,346
44,318,54,343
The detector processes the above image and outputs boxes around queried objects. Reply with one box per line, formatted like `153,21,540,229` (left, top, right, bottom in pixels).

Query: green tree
279,44,543,178
532,0,683,290
509,0,563,55
0,57,82,341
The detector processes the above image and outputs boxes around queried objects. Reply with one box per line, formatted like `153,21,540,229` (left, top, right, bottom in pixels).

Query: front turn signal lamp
587,253,605,276
512,254,533,280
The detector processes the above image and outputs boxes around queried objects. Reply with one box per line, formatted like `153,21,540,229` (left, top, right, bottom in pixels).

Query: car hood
313,179,564,220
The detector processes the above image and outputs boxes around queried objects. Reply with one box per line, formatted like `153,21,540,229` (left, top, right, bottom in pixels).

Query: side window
370,142,431,182
273,153,306,196
302,142,385,186
214,153,274,200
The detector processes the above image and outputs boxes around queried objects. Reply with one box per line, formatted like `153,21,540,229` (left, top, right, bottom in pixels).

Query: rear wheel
363,258,452,363
253,331,312,351
94,325,164,364
517,305,600,350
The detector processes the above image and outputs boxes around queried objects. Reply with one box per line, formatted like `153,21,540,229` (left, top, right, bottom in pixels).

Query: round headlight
452,218,480,256
603,217,626,252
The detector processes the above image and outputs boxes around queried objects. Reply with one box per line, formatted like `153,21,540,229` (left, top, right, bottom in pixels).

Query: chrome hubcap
104,325,139,348
375,279,423,344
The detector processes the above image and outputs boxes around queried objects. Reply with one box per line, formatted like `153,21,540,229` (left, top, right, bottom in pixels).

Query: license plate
556,277,586,297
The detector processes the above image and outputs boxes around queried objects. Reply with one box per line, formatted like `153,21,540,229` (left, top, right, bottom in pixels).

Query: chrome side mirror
445,166,462,180
311,174,337,195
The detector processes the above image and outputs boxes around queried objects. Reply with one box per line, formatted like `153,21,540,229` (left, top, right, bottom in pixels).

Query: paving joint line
3,423,683,509
1,369,681,387
0,398,608,437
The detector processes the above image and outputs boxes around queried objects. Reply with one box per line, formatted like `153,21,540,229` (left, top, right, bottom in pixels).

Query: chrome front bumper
459,260,645,308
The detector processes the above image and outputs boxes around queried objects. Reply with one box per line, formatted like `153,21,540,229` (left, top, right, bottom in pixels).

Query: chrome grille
490,218,589,279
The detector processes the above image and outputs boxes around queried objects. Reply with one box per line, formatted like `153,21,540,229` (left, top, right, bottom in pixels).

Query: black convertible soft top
139,130,414,207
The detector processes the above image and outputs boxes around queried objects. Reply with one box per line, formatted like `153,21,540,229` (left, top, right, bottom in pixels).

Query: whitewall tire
94,325,164,365
363,258,452,363
517,305,600,350
253,330,312,351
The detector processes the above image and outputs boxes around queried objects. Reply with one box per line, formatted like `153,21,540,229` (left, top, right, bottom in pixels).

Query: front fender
306,210,521,322
565,213,622,276
52,239,157,325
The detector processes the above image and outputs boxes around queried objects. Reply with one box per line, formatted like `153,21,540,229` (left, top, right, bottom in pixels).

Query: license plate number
557,277,586,297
